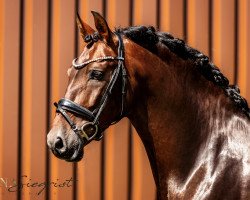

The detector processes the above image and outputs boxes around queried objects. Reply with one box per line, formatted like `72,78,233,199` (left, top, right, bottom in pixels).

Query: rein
54,33,127,144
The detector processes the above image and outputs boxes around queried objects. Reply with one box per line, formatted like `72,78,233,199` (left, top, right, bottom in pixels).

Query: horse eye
89,70,104,80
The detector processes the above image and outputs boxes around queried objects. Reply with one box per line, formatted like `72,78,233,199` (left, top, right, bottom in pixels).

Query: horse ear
91,11,113,44
76,13,95,41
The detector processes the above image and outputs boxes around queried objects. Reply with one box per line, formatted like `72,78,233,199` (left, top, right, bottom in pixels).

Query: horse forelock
115,26,250,119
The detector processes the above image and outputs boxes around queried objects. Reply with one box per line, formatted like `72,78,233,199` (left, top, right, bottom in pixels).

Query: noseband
54,33,127,145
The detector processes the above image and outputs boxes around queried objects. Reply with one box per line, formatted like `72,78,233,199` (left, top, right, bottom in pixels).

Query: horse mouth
65,148,84,162
51,141,84,162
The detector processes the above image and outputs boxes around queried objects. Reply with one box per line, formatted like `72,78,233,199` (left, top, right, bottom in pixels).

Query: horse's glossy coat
47,12,250,199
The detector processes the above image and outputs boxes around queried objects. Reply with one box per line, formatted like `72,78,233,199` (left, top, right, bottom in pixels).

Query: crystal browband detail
72,56,124,69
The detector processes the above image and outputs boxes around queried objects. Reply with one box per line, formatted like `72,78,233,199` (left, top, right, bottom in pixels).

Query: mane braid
116,26,250,119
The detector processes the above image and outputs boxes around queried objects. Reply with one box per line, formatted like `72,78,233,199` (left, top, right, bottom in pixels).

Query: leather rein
54,33,127,145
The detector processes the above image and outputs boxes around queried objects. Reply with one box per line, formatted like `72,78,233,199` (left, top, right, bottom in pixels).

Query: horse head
47,12,130,162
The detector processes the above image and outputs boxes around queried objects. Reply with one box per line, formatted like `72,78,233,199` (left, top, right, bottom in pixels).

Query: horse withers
47,11,250,199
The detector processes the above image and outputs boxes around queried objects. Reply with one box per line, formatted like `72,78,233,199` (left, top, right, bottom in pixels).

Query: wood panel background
0,0,249,200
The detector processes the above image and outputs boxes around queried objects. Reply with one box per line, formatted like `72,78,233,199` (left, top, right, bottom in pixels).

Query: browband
72,56,124,69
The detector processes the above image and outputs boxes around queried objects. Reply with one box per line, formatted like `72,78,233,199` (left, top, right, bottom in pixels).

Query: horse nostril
55,137,64,151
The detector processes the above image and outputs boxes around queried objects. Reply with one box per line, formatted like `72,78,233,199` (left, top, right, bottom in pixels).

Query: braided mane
116,26,250,119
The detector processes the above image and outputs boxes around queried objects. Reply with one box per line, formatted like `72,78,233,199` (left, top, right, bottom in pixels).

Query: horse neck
125,42,249,192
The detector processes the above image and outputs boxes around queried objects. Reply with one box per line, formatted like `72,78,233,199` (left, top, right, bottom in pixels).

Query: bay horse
47,11,250,199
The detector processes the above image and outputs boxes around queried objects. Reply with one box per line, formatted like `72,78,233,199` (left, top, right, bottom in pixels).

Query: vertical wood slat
187,0,209,55
76,1,103,200
46,0,52,199
0,1,20,200
104,1,130,200
103,120,130,200
21,0,48,199
133,0,157,26
0,1,3,192
212,0,236,83
21,0,33,197
238,0,250,102
107,0,130,28
131,128,155,200
50,1,75,200
160,0,184,38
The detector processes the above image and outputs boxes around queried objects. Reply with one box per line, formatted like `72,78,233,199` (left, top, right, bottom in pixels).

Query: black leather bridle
54,32,127,145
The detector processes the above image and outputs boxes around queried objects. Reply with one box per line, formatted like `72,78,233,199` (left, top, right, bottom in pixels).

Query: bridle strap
54,102,79,133
57,98,95,121
92,32,126,124
117,33,127,116
93,61,122,124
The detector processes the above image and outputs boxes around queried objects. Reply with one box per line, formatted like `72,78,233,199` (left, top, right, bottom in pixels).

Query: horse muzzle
47,128,84,162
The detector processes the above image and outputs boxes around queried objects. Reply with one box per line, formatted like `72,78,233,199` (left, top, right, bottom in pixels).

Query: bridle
54,32,127,145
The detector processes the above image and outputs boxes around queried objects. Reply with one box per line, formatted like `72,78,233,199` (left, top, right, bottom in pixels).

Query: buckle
80,122,98,141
